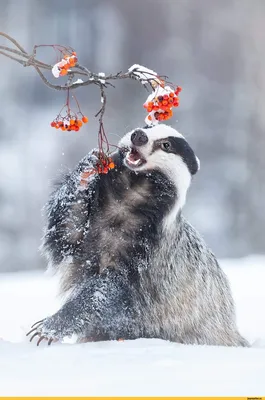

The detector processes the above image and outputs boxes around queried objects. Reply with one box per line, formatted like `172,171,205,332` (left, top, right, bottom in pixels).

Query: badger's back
137,216,248,346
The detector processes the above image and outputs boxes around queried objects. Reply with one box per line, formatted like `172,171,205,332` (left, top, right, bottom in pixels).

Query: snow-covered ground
0,256,264,396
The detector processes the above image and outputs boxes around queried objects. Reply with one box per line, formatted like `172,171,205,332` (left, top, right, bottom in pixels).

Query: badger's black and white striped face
119,124,199,175
118,125,199,213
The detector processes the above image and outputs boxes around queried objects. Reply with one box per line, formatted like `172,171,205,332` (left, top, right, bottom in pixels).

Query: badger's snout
131,129,148,147
123,129,148,170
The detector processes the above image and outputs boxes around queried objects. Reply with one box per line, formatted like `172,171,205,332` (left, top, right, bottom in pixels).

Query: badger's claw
26,319,59,346
29,331,40,342
26,321,43,338
36,335,55,346
31,319,44,328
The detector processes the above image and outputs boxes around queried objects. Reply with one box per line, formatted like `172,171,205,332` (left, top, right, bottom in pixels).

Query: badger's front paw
27,314,75,346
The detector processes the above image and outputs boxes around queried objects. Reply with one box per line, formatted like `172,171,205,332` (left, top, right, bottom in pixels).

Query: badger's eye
161,142,171,152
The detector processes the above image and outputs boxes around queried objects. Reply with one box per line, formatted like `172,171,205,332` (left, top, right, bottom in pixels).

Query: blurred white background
1,0,265,272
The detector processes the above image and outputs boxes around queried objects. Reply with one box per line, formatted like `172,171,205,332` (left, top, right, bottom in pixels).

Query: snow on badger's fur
31,124,248,346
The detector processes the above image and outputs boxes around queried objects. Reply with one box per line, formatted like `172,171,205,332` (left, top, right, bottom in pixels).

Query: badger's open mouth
125,147,146,169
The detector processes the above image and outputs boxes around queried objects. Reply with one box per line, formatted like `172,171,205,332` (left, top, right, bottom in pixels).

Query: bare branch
95,83,107,121
0,32,176,154
0,45,28,58
0,32,164,93
0,31,27,54
0,50,28,66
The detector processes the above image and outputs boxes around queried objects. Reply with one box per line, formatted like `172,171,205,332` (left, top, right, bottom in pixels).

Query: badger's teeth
132,158,141,165
126,154,141,165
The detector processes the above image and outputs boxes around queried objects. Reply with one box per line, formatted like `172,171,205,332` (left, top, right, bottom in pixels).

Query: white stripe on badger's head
119,124,200,228
120,124,185,147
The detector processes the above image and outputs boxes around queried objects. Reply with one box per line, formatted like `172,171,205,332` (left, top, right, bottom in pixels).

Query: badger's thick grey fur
29,124,248,346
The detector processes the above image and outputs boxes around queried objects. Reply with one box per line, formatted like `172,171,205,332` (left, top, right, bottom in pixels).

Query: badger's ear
191,155,200,176
196,156,200,172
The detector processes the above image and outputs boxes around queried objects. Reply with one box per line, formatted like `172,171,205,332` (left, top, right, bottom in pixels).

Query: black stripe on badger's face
152,136,199,175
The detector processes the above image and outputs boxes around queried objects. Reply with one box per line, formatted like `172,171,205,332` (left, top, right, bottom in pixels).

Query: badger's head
118,124,200,221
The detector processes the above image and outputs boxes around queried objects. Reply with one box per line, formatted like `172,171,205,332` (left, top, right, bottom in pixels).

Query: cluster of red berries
80,156,115,185
59,52,78,76
97,156,115,174
50,115,88,131
144,86,182,122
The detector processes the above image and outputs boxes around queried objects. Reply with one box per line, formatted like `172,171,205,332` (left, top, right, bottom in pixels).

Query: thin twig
0,31,27,54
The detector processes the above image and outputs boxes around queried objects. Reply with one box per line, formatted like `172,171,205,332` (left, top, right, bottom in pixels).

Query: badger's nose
131,129,148,147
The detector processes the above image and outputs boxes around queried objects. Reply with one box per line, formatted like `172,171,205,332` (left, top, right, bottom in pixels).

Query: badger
27,124,248,347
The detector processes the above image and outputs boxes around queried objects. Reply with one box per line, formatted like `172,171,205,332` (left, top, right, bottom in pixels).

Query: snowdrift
0,256,264,396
